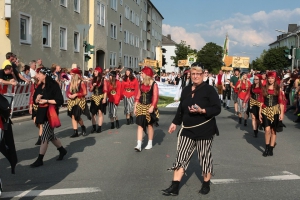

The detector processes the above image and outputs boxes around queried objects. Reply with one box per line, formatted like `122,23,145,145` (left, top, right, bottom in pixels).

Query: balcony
147,32,151,41
147,14,151,23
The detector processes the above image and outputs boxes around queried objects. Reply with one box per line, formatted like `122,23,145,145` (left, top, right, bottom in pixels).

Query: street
1,104,300,199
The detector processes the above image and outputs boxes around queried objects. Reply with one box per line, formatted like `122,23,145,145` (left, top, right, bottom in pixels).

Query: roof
148,0,164,20
162,35,177,46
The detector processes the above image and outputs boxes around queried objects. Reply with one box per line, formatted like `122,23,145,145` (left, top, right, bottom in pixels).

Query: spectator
29,60,36,82
0,65,18,86
36,58,42,68
168,72,176,85
21,65,31,81
174,73,181,85
1,52,14,69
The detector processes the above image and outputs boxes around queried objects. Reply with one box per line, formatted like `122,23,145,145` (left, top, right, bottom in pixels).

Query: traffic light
83,41,95,62
284,48,291,59
296,48,300,60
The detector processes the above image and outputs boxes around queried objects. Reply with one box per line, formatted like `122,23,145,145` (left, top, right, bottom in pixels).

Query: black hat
234,68,240,72
240,72,247,77
109,71,117,77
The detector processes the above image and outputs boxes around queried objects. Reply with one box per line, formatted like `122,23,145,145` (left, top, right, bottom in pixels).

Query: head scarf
39,67,56,80
141,66,153,77
267,71,277,78
94,67,103,74
70,68,81,76
109,70,117,77
255,74,262,80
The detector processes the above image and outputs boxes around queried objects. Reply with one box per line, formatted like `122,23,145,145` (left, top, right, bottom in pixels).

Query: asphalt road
1,104,300,199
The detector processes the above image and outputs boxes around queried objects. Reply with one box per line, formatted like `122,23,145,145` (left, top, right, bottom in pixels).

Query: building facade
162,34,177,73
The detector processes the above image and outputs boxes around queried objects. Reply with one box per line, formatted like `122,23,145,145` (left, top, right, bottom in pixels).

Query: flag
222,34,229,62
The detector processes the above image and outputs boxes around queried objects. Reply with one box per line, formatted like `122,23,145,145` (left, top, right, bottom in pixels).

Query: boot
70,129,79,138
293,116,300,123
223,102,226,108
239,118,242,124
96,126,102,133
110,122,115,129
162,181,180,196
199,180,210,195
57,146,67,161
130,116,134,124
90,125,96,134
258,124,263,130
126,118,130,125
116,120,120,129
81,125,87,136
254,130,258,138
244,119,247,126
268,146,274,156
134,140,142,152
30,154,44,168
145,140,153,150
262,144,270,157
35,136,41,145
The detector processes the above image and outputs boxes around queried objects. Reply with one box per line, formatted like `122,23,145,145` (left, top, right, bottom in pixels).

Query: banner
157,82,178,98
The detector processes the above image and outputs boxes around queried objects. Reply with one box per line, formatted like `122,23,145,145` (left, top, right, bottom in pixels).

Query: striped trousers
124,96,134,115
170,135,214,175
41,121,57,144
108,102,118,118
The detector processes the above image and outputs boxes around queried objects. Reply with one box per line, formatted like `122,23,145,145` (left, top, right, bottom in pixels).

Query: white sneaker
145,144,152,150
134,145,142,152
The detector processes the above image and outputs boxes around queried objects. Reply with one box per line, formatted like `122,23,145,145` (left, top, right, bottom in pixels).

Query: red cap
141,66,153,77
70,68,81,75
255,74,262,80
36,67,42,73
94,67,103,74
267,71,277,78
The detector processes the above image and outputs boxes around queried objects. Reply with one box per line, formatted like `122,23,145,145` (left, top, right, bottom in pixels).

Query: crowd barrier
0,80,177,117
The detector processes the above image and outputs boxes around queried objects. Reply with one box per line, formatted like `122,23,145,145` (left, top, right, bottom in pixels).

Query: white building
162,34,177,73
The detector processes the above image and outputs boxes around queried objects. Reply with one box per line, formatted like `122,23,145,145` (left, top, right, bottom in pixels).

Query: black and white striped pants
41,121,57,144
170,135,214,175
108,102,118,118
124,96,134,115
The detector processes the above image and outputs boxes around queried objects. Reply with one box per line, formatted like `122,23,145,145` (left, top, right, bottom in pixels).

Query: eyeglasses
191,73,203,76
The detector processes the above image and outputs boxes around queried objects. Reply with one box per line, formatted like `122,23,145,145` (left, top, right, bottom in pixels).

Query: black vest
264,94,278,106
139,82,155,105
93,78,104,95
250,88,260,100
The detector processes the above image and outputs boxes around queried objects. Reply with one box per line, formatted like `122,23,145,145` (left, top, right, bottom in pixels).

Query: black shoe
263,144,270,157
57,146,67,161
258,124,263,130
293,117,300,122
162,181,179,196
254,130,258,138
126,119,130,125
110,122,115,129
130,116,134,124
96,126,102,133
35,136,41,145
81,126,87,136
70,130,79,138
244,119,247,126
226,106,229,109
116,120,120,129
90,125,96,134
239,118,242,124
223,102,226,108
30,154,44,168
268,146,274,156
199,181,210,195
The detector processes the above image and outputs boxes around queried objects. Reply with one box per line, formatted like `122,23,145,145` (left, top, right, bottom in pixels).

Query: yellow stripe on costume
261,105,281,123
136,103,159,123
91,94,104,106
67,98,86,111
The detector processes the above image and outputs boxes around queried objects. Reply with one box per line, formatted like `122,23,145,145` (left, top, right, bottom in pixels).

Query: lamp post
275,29,299,71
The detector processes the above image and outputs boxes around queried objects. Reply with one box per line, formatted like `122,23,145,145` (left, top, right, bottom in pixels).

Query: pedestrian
134,67,159,152
215,70,224,103
89,67,107,133
222,70,232,109
67,68,89,137
122,68,139,125
174,69,191,101
230,68,240,115
235,72,251,125
259,71,285,157
30,67,67,168
162,63,221,196
106,71,122,129
244,74,263,137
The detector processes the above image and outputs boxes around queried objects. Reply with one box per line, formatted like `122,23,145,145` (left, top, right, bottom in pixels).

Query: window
119,41,122,57
125,5,130,19
110,23,117,39
110,52,117,66
110,0,117,11
130,10,133,21
74,32,80,52
42,21,51,47
60,0,67,7
135,36,139,48
120,0,123,5
124,55,128,67
20,13,31,44
59,27,67,50
124,30,129,44
131,11,135,23
143,21,146,31
135,14,139,26
119,14,122,31
74,0,80,12
143,40,146,50
97,2,106,26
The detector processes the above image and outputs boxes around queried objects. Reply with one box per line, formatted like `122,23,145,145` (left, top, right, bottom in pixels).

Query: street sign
178,60,189,67
232,56,250,68
143,59,157,67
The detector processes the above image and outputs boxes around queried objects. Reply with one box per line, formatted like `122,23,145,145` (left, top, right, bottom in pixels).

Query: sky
151,0,300,61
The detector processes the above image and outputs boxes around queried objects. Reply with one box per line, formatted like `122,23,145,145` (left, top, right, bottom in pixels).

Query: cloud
162,24,206,50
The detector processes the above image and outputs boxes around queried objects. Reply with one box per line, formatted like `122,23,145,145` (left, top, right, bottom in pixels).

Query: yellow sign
156,47,162,67
143,59,157,67
232,56,250,68
178,60,189,67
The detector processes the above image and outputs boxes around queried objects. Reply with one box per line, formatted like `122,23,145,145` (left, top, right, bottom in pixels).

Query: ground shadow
242,132,264,153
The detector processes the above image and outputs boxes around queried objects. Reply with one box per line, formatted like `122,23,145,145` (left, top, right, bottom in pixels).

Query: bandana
141,66,153,77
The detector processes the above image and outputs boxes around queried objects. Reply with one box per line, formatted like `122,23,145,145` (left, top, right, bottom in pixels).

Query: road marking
1,187,101,198
211,171,300,185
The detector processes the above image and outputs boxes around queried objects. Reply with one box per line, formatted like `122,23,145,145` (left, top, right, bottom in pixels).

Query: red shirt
121,78,139,98
107,80,121,105
235,80,251,100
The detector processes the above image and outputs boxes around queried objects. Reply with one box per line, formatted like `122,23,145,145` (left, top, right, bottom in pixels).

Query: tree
251,50,267,71
263,46,290,70
171,40,197,66
196,42,223,74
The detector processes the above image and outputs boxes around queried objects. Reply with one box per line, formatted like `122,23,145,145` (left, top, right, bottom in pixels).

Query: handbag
47,104,61,128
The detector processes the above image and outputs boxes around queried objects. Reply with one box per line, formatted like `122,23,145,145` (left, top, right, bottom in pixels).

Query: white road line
1,187,101,198
211,171,300,185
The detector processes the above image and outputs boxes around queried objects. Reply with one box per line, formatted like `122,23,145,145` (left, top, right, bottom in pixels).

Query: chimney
288,24,297,33
167,34,171,39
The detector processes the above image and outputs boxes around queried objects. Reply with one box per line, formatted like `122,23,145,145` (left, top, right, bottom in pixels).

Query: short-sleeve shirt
230,76,239,86
1,60,11,69
0,69,13,80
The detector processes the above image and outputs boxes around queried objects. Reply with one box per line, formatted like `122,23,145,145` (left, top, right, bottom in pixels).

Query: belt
39,103,49,108
241,89,246,92
125,88,134,92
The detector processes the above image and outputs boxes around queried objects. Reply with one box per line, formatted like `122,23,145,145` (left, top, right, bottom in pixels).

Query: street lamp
275,29,300,71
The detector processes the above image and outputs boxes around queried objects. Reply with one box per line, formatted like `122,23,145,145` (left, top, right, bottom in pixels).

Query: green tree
196,42,223,74
251,50,267,71
171,40,197,66
263,46,290,70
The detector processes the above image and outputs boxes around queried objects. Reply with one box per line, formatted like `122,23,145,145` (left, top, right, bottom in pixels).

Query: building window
74,32,80,52
135,14,139,26
110,0,117,11
74,0,80,13
119,14,122,31
110,23,117,39
124,55,128,67
60,0,67,7
135,36,139,48
119,41,122,57
20,14,31,44
120,0,123,5
125,5,130,19
110,52,117,66
97,2,105,26
59,27,67,50
124,30,129,44
42,21,51,47
130,10,133,21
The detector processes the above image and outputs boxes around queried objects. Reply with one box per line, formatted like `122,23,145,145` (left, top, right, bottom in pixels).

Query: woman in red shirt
235,72,251,126
67,68,89,137
259,71,285,157
122,68,139,125
134,67,159,152
106,71,122,129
